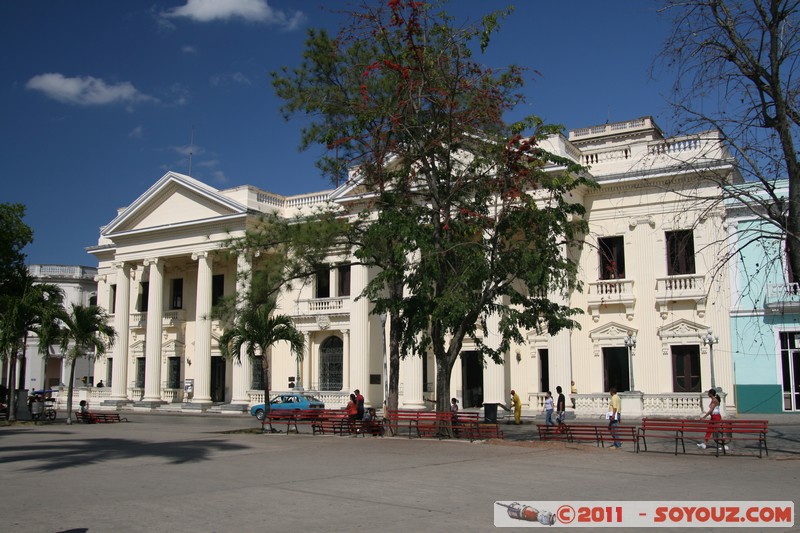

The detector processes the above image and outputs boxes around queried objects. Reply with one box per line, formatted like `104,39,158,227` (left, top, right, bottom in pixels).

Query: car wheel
254,409,265,420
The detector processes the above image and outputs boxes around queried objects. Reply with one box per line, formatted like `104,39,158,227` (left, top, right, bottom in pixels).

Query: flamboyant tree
658,0,800,280
271,0,591,414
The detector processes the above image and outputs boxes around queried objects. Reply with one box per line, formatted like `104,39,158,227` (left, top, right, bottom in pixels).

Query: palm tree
218,297,304,419
58,304,116,424
0,271,64,421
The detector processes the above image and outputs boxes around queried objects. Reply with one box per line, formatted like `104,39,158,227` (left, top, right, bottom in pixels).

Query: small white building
22,264,98,391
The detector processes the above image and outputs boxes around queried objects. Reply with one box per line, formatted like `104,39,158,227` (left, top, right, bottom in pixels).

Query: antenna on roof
188,126,195,177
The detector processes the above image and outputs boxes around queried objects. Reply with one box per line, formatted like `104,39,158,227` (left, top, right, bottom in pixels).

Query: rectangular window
167,357,181,389
171,278,184,309
315,266,330,298
671,345,701,392
212,274,224,306
135,358,145,388
106,359,113,388
139,282,149,312
599,236,625,279
666,230,696,275
109,284,117,314
779,332,800,411
338,264,351,297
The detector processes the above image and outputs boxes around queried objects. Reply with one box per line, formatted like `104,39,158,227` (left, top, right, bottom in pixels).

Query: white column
111,263,131,401
401,353,425,409
348,265,370,393
550,330,573,398
302,331,311,389
231,254,252,404
341,329,350,391
142,258,164,403
192,252,213,403
301,332,311,390
483,310,506,404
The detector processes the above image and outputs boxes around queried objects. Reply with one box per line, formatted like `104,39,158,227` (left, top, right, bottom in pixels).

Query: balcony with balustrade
655,274,706,318
129,310,187,330
765,282,800,312
587,279,635,321
291,297,351,317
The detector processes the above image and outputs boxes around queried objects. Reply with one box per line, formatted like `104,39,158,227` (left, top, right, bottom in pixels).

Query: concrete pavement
1,414,798,532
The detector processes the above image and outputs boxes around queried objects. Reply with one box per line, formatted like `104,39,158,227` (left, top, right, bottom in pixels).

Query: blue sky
1,0,674,267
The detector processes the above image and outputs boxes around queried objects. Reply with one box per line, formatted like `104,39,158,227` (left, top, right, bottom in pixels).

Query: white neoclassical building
10,265,98,393
84,117,739,416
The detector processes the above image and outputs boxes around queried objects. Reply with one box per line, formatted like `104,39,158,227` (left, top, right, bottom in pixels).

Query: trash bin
483,402,498,423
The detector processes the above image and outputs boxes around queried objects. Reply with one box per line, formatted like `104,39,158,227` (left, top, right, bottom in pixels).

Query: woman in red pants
698,388,726,450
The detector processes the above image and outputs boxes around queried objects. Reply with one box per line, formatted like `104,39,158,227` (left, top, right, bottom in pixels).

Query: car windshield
299,395,321,402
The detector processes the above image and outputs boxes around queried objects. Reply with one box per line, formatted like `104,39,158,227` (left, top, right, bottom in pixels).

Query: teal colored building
728,180,800,413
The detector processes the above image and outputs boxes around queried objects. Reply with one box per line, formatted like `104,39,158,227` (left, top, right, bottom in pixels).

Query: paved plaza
1,413,799,532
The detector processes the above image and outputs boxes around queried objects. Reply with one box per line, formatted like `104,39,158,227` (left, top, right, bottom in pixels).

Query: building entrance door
461,351,484,408
603,346,630,392
210,357,226,403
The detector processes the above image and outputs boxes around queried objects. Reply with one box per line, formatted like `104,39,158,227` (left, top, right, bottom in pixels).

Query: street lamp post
380,313,388,414
624,333,636,392
701,328,719,390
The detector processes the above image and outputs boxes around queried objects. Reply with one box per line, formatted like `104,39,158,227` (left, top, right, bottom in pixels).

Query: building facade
728,181,800,413
84,117,743,415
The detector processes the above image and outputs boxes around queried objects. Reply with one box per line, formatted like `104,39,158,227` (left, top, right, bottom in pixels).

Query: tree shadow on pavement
2,437,249,472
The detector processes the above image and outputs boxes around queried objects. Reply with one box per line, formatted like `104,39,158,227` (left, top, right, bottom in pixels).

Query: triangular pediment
589,321,637,341
102,172,248,236
657,318,708,340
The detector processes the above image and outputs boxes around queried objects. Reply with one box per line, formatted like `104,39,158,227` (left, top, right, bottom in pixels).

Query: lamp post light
380,313,388,414
701,328,719,390
624,333,637,392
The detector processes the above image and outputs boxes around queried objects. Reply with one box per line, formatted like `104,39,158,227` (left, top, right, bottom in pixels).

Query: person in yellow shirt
570,380,577,409
608,387,622,449
510,390,522,425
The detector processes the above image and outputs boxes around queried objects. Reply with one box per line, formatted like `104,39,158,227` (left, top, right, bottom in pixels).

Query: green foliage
271,0,594,412
0,203,34,293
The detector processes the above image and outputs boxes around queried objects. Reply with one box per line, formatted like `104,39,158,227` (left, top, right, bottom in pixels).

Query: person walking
608,387,622,449
698,388,727,450
555,386,566,424
543,391,554,427
510,390,522,425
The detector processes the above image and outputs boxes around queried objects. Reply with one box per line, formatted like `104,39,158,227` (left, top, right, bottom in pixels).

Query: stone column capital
143,257,162,268
191,251,209,261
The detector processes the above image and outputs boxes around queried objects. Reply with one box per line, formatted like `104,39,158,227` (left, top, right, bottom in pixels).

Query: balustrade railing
162,389,182,403
588,279,634,297
293,297,348,315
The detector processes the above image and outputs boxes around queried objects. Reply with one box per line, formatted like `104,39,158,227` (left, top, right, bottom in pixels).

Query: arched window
319,336,343,391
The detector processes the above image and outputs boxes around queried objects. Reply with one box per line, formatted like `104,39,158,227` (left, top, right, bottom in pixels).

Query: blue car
250,393,325,420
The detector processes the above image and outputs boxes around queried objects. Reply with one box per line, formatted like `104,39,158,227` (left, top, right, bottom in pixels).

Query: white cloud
210,71,252,87
181,45,197,54
26,73,156,107
164,0,306,29
129,125,144,139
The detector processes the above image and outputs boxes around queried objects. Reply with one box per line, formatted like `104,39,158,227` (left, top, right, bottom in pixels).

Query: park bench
74,411,128,423
537,423,636,448
386,410,470,439
637,418,769,457
261,410,300,434
459,421,505,442
310,409,351,436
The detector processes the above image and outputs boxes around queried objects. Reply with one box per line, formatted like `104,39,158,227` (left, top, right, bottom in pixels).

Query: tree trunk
388,314,402,414
66,357,76,425
262,356,271,417
17,333,27,391
7,342,19,422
